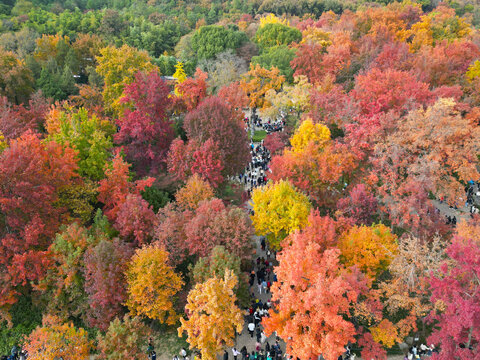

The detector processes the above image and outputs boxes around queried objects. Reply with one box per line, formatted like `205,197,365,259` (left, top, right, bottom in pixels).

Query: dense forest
1,0,480,359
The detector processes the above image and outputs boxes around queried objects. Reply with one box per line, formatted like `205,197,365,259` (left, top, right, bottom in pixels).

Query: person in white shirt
248,321,255,338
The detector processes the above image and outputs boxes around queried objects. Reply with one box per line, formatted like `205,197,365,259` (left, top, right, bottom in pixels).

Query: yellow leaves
175,174,214,211
0,131,7,153
95,44,157,116
173,61,187,96
370,319,399,348
178,270,243,360
251,180,311,250
125,245,184,324
34,34,69,61
261,75,312,120
260,14,289,28
301,27,331,48
398,5,472,52
290,118,330,153
339,224,397,279
241,63,285,110
466,60,480,82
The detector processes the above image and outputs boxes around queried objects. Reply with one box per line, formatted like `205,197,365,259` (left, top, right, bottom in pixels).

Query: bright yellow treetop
260,14,289,28
290,118,331,153
251,180,311,250
178,270,243,360
125,245,184,324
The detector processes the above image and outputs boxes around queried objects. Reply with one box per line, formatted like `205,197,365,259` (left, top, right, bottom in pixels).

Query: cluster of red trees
0,2,480,359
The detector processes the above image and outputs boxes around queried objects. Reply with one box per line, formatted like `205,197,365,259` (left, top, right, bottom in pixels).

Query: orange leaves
338,224,397,279
241,63,285,109
125,245,183,324
24,315,91,360
369,319,400,348
175,174,214,211
178,270,243,360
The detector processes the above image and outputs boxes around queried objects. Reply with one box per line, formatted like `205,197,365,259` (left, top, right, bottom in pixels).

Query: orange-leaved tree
125,245,184,324
178,270,243,360
23,314,91,360
338,224,398,279
241,63,285,110
175,174,215,211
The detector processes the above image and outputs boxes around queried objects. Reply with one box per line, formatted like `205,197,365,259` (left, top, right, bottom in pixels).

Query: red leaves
97,154,154,222
427,236,480,359
168,138,225,188
0,131,78,308
84,239,133,331
116,71,173,174
183,96,250,176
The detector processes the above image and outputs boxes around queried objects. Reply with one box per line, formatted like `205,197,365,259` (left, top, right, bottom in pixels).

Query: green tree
191,25,248,60
48,108,114,180
255,23,302,49
251,45,296,82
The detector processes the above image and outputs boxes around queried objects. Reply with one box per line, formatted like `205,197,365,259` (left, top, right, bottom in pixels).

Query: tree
191,245,250,306
254,23,302,49
0,132,78,316
269,141,357,209
373,98,480,226
217,81,249,122
427,236,480,359
84,239,133,331
251,45,296,82
43,223,94,322
198,50,248,92
23,315,91,360
241,64,285,109
167,138,225,188
154,203,192,266
175,174,214,211
184,96,250,176
97,154,154,222
289,118,330,153
113,194,156,246
353,68,431,117
338,224,398,279
185,198,254,260
0,92,49,140
175,68,208,112
116,71,173,175
251,180,311,250
178,270,243,360
191,25,247,60
125,245,184,324
260,75,311,121
263,245,367,360
337,184,378,226
0,47,34,104
379,235,445,341
95,44,157,115
96,315,151,360
47,107,114,180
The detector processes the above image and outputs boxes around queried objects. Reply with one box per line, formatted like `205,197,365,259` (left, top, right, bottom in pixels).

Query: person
181,348,188,359
151,350,157,360
224,350,229,360
233,347,240,360
241,346,248,360
248,321,255,338
173,355,179,360
261,331,267,344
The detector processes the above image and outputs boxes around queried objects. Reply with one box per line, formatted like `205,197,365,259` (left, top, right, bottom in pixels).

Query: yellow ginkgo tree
178,270,243,360
251,180,311,250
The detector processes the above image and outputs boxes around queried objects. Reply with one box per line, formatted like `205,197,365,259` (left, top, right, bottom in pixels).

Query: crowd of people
1,346,27,360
